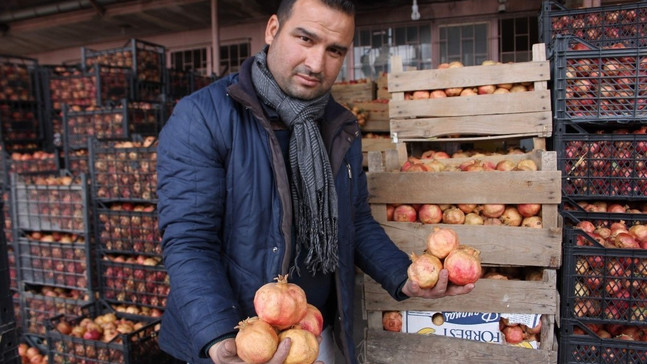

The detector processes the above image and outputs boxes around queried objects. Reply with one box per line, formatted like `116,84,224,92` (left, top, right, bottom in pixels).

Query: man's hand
208,336,327,364
401,269,474,299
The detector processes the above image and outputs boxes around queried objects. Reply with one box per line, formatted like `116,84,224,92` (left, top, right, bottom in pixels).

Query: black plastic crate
540,1,647,52
7,245,16,291
561,243,647,325
551,36,647,123
11,173,89,233
0,215,14,327
561,208,647,248
0,323,19,364
0,100,42,143
46,301,172,364
555,129,647,200
3,188,12,244
82,39,166,84
131,79,165,103
20,286,90,337
95,201,161,256
90,138,158,202
42,64,131,111
559,319,647,363
16,233,94,292
99,256,169,309
8,150,59,176
0,54,38,103
64,148,90,177
165,69,191,101
63,103,129,150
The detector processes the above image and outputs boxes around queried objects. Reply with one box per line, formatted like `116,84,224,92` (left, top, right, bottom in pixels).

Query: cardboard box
402,311,541,349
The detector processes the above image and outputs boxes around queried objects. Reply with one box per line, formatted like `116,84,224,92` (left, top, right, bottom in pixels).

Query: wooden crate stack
361,43,561,364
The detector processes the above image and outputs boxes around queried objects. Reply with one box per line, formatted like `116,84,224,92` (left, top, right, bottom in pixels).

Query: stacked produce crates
82,39,166,103
10,172,94,345
89,137,168,318
1,197,20,364
0,55,44,153
166,68,214,102
540,1,647,362
362,45,560,363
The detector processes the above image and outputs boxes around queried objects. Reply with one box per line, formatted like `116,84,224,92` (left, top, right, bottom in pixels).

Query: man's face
264,0,354,100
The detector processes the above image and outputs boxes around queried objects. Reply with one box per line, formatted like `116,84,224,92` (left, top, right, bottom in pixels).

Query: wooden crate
388,44,552,142
362,148,561,363
331,80,376,104
353,100,390,133
361,139,403,168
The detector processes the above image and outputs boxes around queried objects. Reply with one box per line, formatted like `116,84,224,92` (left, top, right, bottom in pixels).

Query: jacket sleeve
157,94,242,358
348,138,411,299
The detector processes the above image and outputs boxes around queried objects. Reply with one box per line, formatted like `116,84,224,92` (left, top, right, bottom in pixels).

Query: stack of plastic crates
542,3,647,358
1,198,19,364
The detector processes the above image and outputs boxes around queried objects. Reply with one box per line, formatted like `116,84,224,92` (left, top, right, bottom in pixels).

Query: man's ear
265,14,279,45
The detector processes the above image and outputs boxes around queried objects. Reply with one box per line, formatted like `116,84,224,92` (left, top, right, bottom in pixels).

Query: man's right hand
208,337,294,364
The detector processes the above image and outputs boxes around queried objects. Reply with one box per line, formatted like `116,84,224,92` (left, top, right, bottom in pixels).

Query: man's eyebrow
295,26,348,54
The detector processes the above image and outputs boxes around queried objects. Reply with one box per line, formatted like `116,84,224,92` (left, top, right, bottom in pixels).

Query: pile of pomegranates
235,275,323,364
407,227,482,289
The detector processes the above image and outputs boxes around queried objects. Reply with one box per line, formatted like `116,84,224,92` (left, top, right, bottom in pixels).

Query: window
439,23,488,66
499,16,539,63
219,42,250,76
351,23,431,80
170,47,208,75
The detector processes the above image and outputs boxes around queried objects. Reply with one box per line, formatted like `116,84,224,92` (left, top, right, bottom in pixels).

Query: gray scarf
251,48,339,275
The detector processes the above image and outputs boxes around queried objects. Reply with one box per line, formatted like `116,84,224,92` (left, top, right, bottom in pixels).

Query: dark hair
276,0,356,23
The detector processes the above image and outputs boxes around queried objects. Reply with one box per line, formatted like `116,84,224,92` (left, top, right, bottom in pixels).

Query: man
156,0,474,363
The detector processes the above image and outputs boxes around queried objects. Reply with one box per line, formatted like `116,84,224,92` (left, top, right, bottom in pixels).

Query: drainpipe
211,0,220,77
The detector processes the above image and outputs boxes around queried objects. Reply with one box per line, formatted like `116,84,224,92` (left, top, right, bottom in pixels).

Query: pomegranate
382,311,402,332
500,207,523,226
521,216,543,228
393,205,417,222
457,203,477,214
442,207,465,224
481,204,505,218
495,159,516,171
407,252,443,289
235,317,279,364
443,246,482,286
297,304,324,336
254,275,308,330
278,327,319,364
418,204,442,224
517,203,541,217
426,227,459,259
502,325,524,344
515,159,538,171
464,212,484,225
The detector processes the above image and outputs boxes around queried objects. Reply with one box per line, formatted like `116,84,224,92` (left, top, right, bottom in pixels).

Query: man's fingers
267,337,291,364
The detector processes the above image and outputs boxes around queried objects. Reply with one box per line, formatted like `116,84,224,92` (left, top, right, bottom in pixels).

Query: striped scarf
251,48,339,275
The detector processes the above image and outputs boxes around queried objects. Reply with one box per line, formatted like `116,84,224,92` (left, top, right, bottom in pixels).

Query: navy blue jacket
156,57,411,364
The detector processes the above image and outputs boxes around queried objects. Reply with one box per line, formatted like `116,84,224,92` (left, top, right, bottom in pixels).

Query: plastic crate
46,301,172,364
16,233,94,292
95,201,161,256
42,64,131,110
82,39,166,82
3,188,12,244
551,36,647,122
90,138,158,202
0,54,38,103
166,69,191,101
555,128,647,200
0,220,14,326
99,257,169,309
0,100,42,142
8,150,59,176
20,287,90,337
131,79,165,103
561,241,646,325
7,245,16,291
11,173,89,233
0,323,19,364
63,103,129,150
540,0,647,51
63,148,89,176
559,320,647,364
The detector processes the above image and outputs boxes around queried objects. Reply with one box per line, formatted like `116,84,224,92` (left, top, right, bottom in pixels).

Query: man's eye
299,36,311,42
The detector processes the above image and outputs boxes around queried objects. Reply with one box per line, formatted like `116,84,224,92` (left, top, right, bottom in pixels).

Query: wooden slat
363,272,557,314
378,221,561,268
390,111,552,138
367,170,561,204
365,330,558,364
388,60,550,93
389,90,551,118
